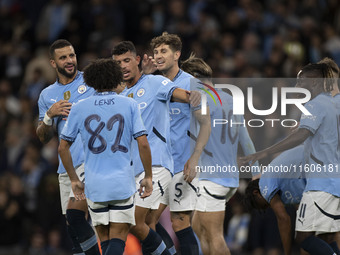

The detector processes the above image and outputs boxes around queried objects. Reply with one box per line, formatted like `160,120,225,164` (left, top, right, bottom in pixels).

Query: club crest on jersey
78,85,87,94
137,88,145,97
128,93,134,98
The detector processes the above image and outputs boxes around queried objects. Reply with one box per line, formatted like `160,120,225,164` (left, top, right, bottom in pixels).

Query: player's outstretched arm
36,100,72,144
58,139,85,200
170,89,201,107
184,108,211,182
270,194,292,255
136,135,153,198
171,88,190,103
240,128,311,166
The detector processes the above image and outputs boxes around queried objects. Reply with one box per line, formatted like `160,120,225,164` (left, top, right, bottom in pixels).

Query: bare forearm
263,129,310,156
171,88,189,103
137,136,152,178
271,195,292,255
58,140,78,182
36,121,54,144
277,216,292,255
192,109,211,158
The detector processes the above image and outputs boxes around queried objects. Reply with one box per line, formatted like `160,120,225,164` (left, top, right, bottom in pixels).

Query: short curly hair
150,32,182,52
83,58,123,92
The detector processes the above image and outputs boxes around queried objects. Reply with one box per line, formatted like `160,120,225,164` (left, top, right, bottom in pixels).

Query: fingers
143,54,148,61
240,156,256,166
140,189,152,198
49,100,72,117
183,173,193,183
74,192,86,200
139,185,153,198
189,91,201,107
183,169,193,183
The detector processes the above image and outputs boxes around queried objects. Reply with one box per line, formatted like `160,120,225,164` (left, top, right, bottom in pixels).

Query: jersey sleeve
154,75,178,102
131,100,148,139
37,90,49,121
259,176,279,203
60,104,81,142
299,100,326,134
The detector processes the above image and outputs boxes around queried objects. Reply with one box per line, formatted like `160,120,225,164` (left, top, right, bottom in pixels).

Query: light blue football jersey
260,145,306,204
299,93,340,197
37,71,95,174
120,74,177,176
169,70,193,174
199,89,245,187
60,92,147,202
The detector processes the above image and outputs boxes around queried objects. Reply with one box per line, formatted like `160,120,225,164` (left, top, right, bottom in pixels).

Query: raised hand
47,100,72,120
141,54,157,74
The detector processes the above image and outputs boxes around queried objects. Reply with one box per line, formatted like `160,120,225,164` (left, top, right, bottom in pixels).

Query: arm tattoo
36,121,54,144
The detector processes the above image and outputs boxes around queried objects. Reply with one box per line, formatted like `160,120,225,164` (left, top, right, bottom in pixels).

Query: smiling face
113,50,141,87
153,43,180,75
50,46,77,81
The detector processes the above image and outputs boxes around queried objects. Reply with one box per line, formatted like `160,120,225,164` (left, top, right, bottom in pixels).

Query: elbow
58,141,68,156
140,140,151,152
36,132,48,144
57,143,64,156
36,127,51,144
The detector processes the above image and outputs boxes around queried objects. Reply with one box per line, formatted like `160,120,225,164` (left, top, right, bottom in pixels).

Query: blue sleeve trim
264,188,279,203
133,130,148,139
299,125,316,135
191,105,202,112
60,134,76,142
168,86,178,101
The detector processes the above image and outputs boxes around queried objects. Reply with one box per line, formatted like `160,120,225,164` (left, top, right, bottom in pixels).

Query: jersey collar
94,91,117,96
172,69,183,82
56,71,81,86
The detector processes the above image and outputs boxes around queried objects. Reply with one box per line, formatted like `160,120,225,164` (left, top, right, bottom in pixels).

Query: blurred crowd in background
0,0,339,254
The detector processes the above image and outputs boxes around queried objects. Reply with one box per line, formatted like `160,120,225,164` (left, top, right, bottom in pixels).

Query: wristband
43,112,53,126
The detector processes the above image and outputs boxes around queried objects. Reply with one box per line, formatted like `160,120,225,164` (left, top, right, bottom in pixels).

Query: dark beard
57,64,77,79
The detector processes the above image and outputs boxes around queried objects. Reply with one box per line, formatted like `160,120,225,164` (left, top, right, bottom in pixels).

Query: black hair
83,58,123,92
243,179,260,211
49,39,73,59
111,41,137,56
